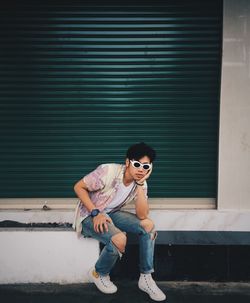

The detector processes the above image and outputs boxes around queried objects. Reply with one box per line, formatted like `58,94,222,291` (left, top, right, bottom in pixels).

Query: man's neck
123,168,134,186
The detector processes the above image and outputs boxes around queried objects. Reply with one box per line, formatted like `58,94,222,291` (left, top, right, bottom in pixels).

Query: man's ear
125,158,130,168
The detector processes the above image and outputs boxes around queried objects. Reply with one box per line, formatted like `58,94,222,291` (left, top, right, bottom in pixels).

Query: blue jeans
81,210,156,276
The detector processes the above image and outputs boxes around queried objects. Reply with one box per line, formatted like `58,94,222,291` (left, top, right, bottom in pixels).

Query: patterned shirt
73,163,148,236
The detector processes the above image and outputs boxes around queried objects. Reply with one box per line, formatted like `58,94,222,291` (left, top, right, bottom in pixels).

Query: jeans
81,210,156,276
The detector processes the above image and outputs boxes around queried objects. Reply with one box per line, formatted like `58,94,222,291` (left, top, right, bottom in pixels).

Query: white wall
0,230,99,284
218,0,250,210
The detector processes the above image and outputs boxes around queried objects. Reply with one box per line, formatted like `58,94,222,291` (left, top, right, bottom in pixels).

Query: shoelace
142,275,159,294
100,275,114,288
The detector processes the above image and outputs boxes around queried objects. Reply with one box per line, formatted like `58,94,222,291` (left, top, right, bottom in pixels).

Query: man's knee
140,218,155,233
111,232,127,253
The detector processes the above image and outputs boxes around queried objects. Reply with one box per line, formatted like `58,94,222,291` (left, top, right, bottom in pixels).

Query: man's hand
93,213,112,233
136,164,153,186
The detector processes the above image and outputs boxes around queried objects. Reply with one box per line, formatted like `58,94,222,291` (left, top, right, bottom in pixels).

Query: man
73,142,166,301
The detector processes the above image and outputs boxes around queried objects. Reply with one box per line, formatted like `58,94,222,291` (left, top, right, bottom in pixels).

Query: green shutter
0,0,222,198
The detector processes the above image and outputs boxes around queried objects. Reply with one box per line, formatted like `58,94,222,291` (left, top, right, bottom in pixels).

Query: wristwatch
135,181,144,186
90,208,100,217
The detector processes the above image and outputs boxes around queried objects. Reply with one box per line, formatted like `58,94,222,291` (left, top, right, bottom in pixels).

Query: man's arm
134,186,149,220
74,179,96,212
134,165,153,220
74,179,112,233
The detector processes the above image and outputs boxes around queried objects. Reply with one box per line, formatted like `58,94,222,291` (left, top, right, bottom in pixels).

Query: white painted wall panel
218,0,250,210
0,231,99,284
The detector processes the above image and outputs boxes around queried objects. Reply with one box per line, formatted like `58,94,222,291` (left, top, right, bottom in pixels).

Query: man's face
126,156,152,181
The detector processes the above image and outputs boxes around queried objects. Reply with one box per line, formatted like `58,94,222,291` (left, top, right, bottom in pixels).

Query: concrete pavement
1,281,250,303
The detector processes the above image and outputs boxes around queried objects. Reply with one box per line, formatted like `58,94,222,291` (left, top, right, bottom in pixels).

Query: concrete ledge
1,208,250,232
1,228,250,284
1,207,250,284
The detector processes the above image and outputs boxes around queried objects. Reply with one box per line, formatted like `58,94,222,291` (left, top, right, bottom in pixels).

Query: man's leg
94,231,127,275
109,211,166,301
82,215,126,294
109,210,156,273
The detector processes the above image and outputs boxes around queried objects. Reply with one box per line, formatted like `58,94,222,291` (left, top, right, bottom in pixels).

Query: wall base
0,230,99,284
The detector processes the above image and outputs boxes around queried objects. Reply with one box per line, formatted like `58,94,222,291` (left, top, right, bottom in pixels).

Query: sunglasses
130,160,152,171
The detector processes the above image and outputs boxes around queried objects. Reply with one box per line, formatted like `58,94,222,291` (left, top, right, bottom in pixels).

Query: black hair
126,142,156,163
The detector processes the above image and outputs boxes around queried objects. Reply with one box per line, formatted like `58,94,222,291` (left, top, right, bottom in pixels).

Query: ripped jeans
81,210,156,276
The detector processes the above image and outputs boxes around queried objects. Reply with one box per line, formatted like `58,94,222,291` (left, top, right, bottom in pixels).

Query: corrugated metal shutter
0,0,222,198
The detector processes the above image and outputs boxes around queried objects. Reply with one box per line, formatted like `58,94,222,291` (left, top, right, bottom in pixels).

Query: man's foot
88,267,117,294
138,273,166,301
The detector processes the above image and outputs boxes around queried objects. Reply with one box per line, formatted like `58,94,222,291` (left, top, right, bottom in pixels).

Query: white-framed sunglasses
130,160,152,170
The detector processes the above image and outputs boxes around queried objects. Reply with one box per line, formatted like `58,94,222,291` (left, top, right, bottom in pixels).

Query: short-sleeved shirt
104,181,135,213
72,163,148,236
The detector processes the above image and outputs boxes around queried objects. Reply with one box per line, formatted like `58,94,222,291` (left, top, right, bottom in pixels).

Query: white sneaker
138,273,166,301
88,267,117,294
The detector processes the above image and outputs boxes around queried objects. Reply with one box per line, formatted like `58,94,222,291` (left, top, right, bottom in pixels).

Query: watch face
91,209,100,217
